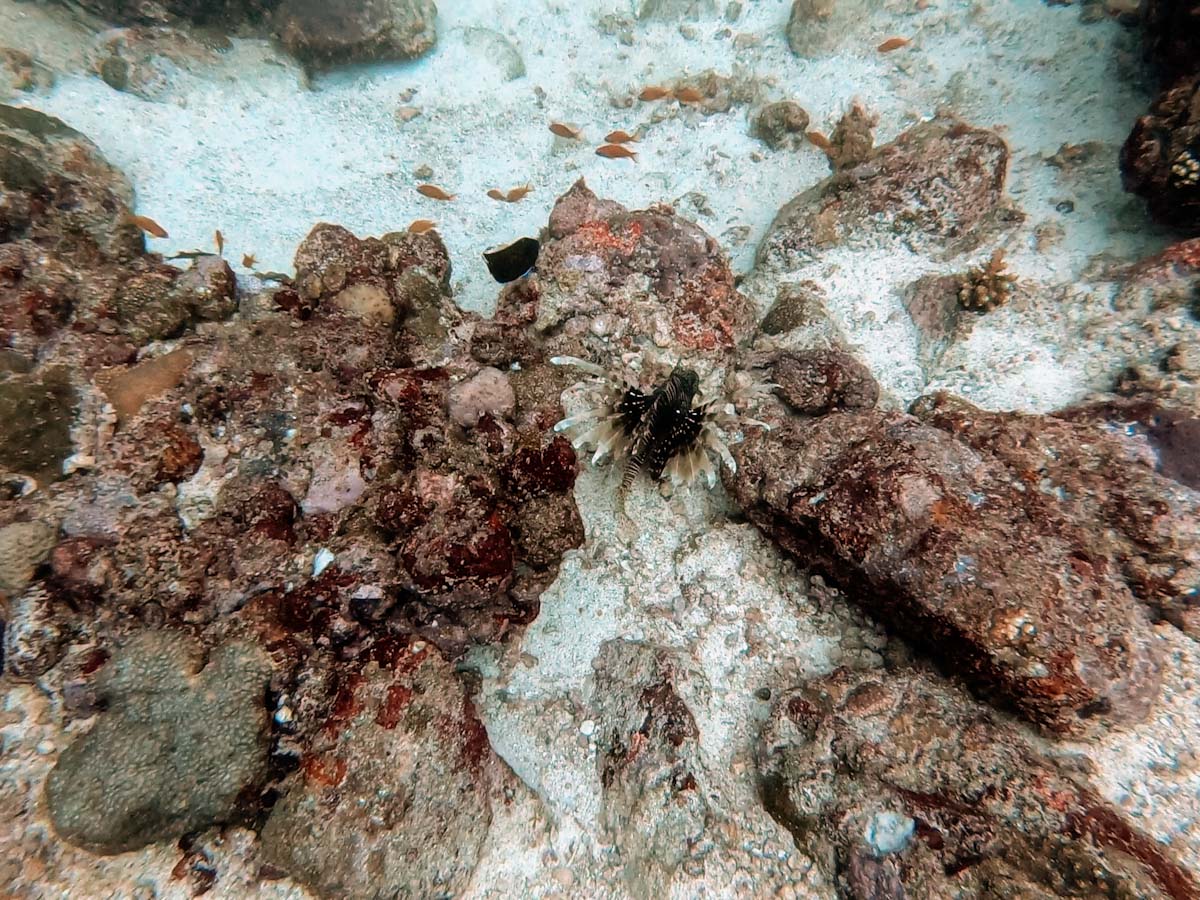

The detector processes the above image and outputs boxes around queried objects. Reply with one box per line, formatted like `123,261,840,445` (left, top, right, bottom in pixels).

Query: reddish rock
260,642,503,900
757,117,1010,263
500,436,579,501
727,406,1163,735
148,425,203,487
919,394,1200,636
1121,75,1200,231
767,348,878,415
529,179,756,356
0,104,150,366
758,667,1199,900
383,468,515,603
902,273,971,371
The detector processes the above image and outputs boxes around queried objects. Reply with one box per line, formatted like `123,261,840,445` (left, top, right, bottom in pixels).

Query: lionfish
551,354,770,498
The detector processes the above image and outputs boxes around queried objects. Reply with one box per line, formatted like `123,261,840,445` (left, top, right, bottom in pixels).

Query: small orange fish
549,122,582,140
639,86,671,101
877,36,910,53
416,184,455,201
125,213,168,239
487,188,507,201
242,253,257,268
806,130,833,152
408,219,437,234
214,229,224,256
596,144,638,160
505,184,533,202
673,86,704,103
604,130,639,144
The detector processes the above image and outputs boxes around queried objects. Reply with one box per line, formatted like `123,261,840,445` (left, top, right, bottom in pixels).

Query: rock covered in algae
758,667,1200,899
1121,74,1200,231
260,640,500,899
757,116,1010,262
45,631,272,854
0,369,76,482
273,0,438,70
727,402,1164,736
530,178,756,356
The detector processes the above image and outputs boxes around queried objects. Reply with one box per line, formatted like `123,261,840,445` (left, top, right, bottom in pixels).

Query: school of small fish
171,37,919,270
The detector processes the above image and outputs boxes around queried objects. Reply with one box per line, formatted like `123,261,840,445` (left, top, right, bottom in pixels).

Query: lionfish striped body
551,355,768,501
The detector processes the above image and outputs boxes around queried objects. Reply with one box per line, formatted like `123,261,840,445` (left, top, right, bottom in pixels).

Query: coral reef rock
532,178,755,356
1140,0,1200,84
260,641,506,900
589,639,818,895
45,631,272,854
1121,1,1200,230
0,519,57,597
902,273,971,372
758,667,1200,899
593,640,709,896
767,348,879,415
0,369,76,482
727,393,1174,735
274,0,438,70
636,0,718,20
757,117,1010,264
57,0,279,28
86,26,220,100
1122,74,1200,231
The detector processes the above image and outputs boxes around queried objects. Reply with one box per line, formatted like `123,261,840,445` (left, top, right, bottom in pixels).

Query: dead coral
827,99,876,171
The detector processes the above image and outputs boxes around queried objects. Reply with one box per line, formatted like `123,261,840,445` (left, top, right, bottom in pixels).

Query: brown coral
958,249,1016,312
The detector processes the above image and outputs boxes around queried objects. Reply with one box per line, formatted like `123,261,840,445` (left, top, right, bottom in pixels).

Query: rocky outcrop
592,640,709,896
759,667,1200,899
52,0,438,71
530,178,756,356
766,348,878,415
785,0,872,58
1122,75,1200,231
757,117,1010,264
1121,1,1200,230
917,393,1200,638
261,641,503,899
727,366,1184,735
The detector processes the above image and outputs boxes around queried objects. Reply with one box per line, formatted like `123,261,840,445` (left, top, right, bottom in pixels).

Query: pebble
312,548,335,577
579,719,595,737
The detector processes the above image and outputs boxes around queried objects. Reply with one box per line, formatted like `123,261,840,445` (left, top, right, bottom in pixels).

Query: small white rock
312,548,336,577
579,719,596,737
